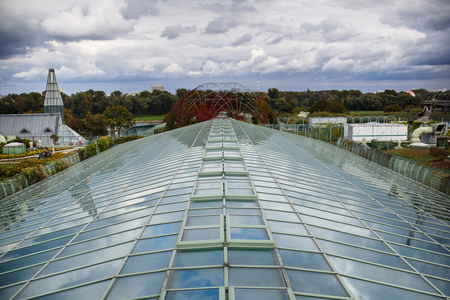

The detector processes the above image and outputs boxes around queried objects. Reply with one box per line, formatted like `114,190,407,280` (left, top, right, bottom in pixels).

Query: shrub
383,104,402,113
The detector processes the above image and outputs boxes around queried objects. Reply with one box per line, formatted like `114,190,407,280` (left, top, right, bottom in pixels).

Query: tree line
0,87,446,136
261,88,432,115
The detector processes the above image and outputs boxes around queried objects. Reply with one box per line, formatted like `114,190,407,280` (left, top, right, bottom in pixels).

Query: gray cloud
264,35,290,45
300,18,358,42
205,17,240,34
161,25,196,39
231,34,253,46
0,18,43,59
123,0,160,19
0,0,448,95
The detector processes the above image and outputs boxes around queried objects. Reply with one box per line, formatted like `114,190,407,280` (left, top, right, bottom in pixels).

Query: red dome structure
165,83,276,129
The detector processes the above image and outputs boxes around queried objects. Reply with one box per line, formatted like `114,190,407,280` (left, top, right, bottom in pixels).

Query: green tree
383,104,402,113
103,105,135,136
268,88,280,99
84,112,108,137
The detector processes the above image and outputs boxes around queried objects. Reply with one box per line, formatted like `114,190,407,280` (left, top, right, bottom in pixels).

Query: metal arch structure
165,83,276,129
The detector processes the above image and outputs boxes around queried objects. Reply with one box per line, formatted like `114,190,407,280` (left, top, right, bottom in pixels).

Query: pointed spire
44,68,65,122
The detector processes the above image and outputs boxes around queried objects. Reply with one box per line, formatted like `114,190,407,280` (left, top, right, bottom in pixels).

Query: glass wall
0,119,448,299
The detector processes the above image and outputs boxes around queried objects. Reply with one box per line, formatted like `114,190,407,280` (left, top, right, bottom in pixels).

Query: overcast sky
0,0,449,95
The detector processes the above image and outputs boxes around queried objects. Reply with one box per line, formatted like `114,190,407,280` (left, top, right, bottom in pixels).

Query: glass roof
0,119,449,299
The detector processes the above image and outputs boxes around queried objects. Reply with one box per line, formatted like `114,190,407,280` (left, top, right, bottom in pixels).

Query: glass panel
132,235,177,253
227,188,254,195
18,259,123,298
174,249,223,267
166,289,219,300
318,239,411,270
280,250,331,271
229,268,285,287
197,181,222,189
39,242,132,277
287,270,348,297
342,277,443,300
235,289,289,300
0,249,59,274
35,280,110,300
107,272,165,299
264,210,299,222
142,222,182,237
121,251,172,274
186,215,220,226
230,228,269,240
188,208,223,216
268,221,308,235
228,249,278,266
0,284,24,300
182,228,220,241
328,256,437,293
0,264,44,288
226,200,258,208
226,208,260,215
190,200,222,208
150,211,185,224
426,277,450,297
229,215,263,225
273,234,318,251
194,189,222,196
168,268,223,288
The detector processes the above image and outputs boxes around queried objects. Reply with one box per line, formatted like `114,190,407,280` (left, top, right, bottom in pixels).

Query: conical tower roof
44,68,65,122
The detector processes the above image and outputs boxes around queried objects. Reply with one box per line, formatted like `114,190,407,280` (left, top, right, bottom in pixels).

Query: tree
383,104,402,113
64,108,86,134
176,88,188,99
103,105,135,136
268,88,280,99
84,112,108,137
310,99,348,114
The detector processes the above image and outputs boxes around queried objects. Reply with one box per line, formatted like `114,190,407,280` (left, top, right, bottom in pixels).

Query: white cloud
13,67,47,79
40,0,135,39
1,0,448,94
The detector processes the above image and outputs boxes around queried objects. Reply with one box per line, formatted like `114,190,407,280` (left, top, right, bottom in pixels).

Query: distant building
44,68,65,123
151,85,165,92
0,69,85,146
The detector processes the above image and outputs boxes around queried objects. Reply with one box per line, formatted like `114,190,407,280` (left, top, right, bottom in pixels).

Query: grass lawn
133,115,166,121
349,111,384,115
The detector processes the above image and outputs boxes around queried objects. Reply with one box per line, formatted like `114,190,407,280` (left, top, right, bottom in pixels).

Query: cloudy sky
0,0,449,95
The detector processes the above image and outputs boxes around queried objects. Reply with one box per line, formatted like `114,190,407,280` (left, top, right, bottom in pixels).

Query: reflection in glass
107,272,165,299
132,235,177,253
121,251,172,274
230,228,268,240
186,215,220,226
328,256,437,293
229,215,263,225
166,289,219,300
341,276,442,300
18,259,123,298
273,234,318,251
287,270,348,297
174,249,223,267
182,228,220,241
229,268,285,287
229,249,278,266
38,280,110,300
169,268,223,288
142,222,182,237
235,289,289,300
280,250,331,271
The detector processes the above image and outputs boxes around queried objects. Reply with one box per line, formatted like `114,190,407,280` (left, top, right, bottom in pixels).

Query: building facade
0,119,448,299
